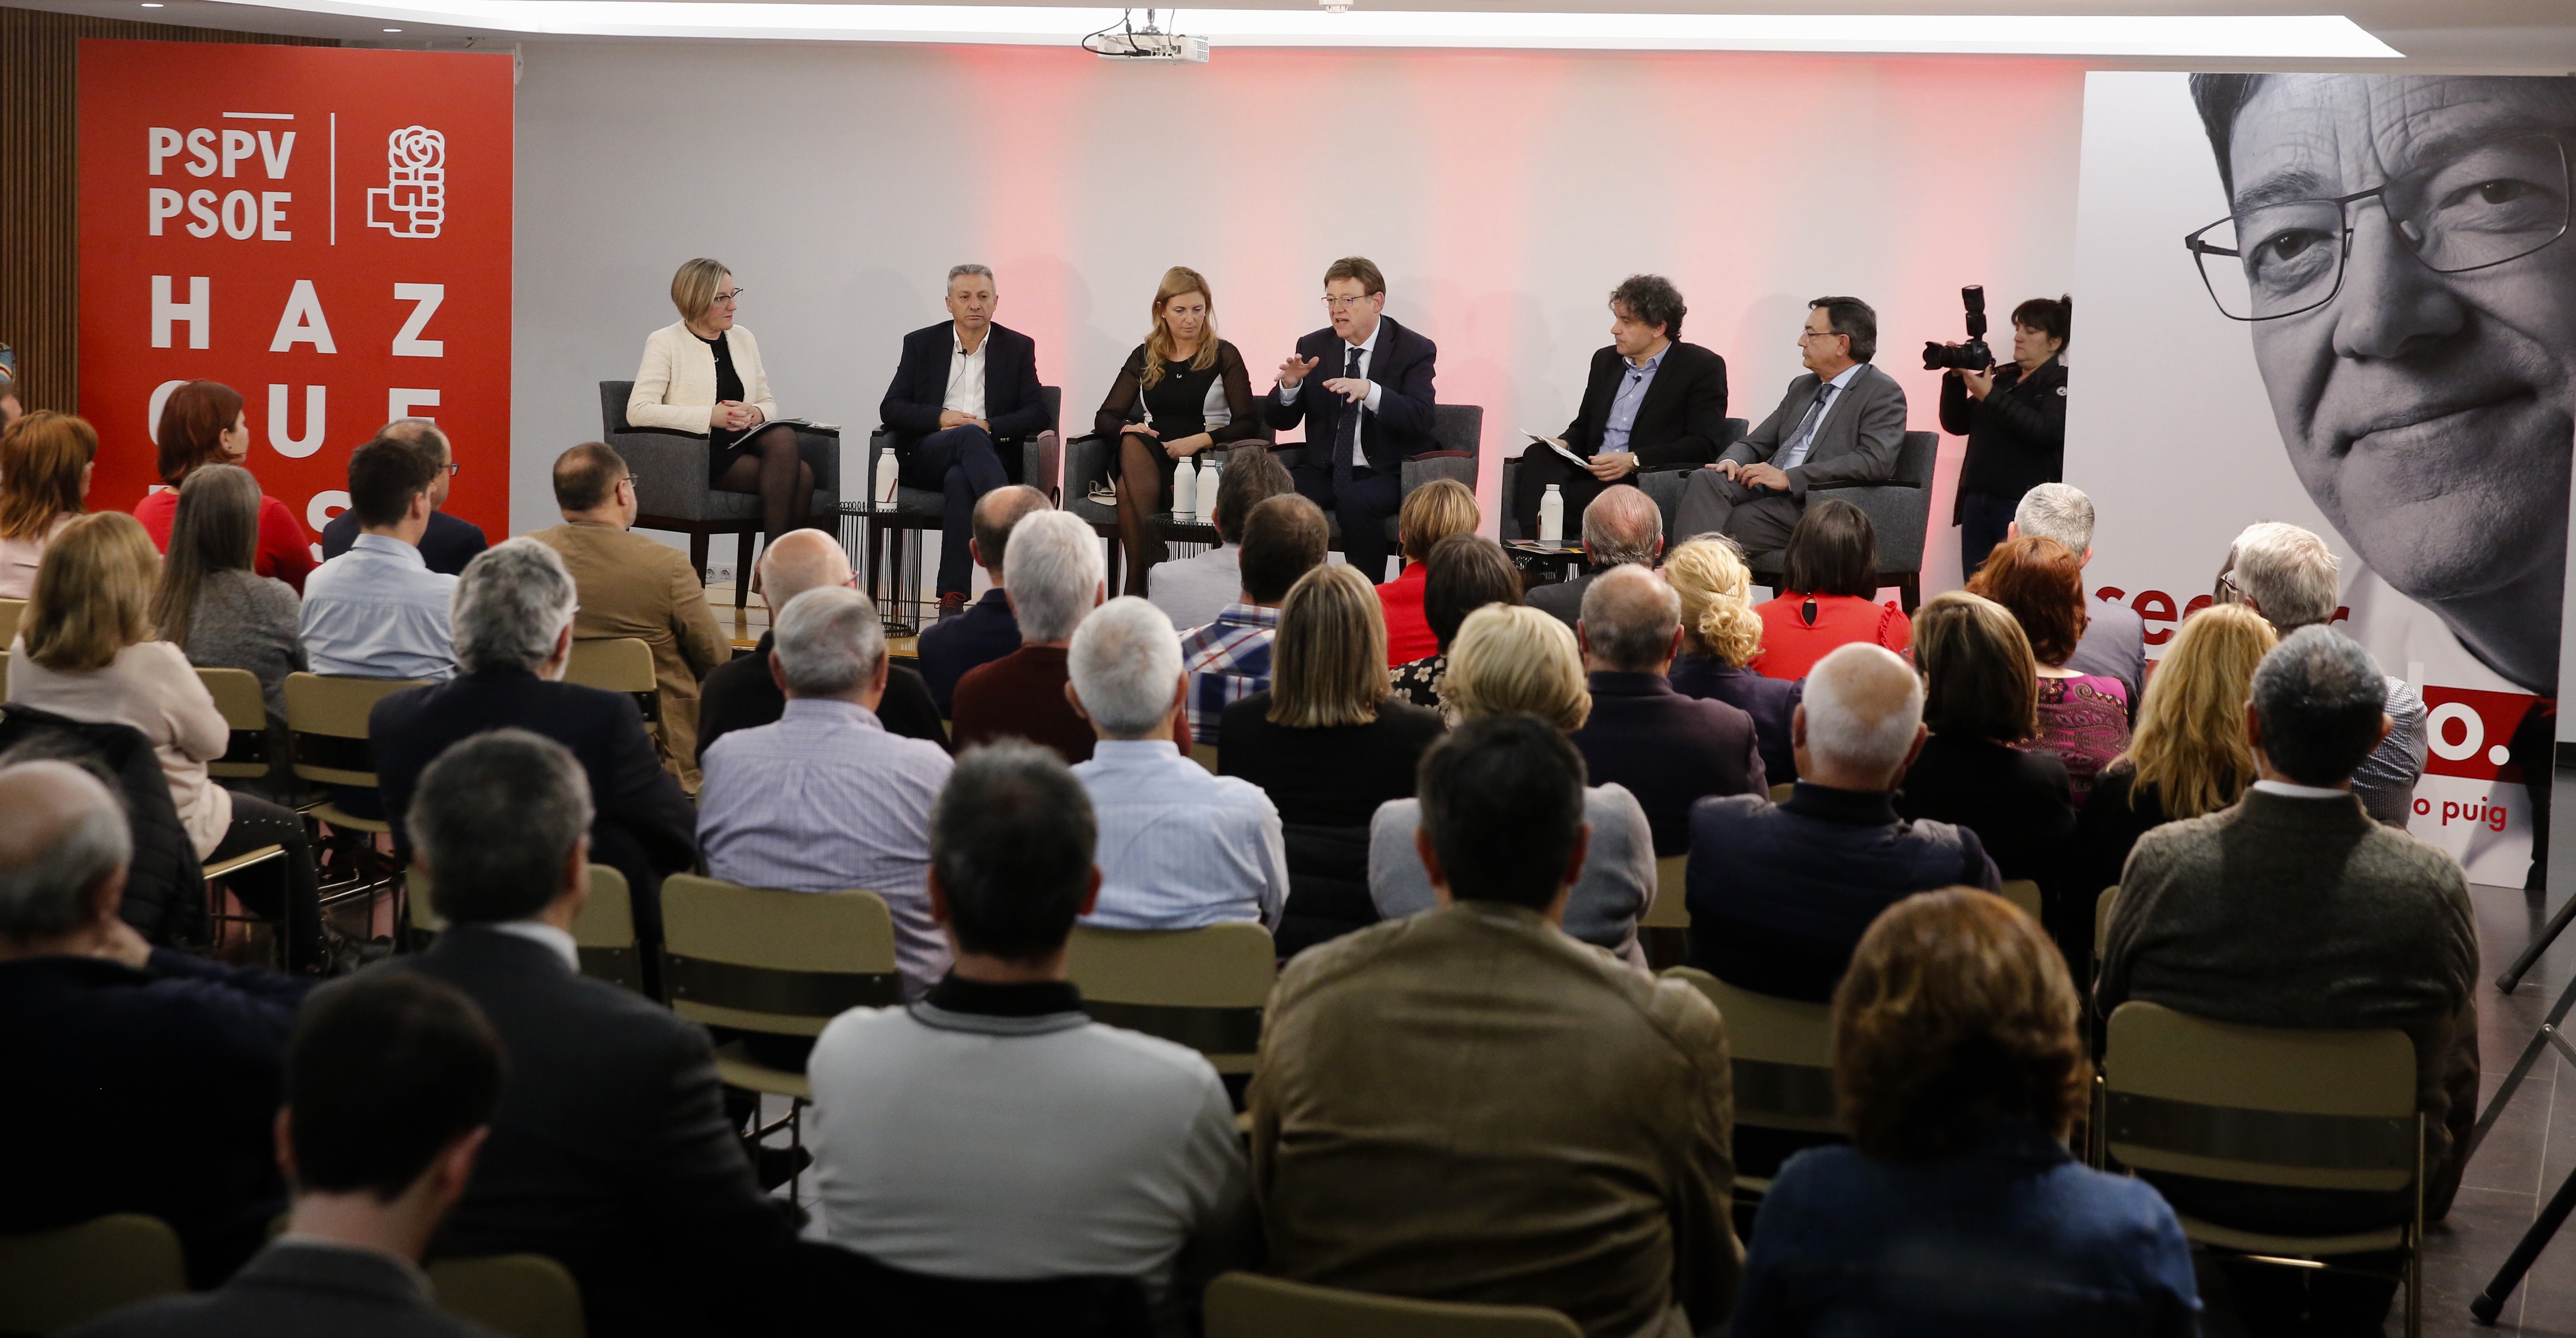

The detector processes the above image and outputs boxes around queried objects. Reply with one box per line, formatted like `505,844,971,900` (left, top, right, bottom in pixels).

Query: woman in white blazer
629,257,813,553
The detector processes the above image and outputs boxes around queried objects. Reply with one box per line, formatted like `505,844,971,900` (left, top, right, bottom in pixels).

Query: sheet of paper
1525,433,1588,470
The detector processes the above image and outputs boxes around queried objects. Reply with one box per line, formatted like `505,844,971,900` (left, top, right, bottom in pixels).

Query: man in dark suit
72,973,504,1338
1674,297,1909,559
880,264,1052,617
1265,256,1438,582
318,419,490,576
1530,486,1664,630
1512,275,1730,539
915,484,1049,717
391,730,804,1338
0,760,310,1289
1568,565,1764,854
697,530,946,759
371,539,696,943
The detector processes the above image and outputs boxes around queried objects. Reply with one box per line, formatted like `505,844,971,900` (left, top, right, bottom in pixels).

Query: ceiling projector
1086,10,1211,60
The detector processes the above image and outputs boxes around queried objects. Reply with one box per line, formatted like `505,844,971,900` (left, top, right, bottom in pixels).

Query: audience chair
659,875,900,1099
1066,922,1275,1104
1767,782,1794,803
0,1213,187,1335
1204,1272,1583,1338
428,1253,587,1338
1745,430,1939,612
1189,741,1220,774
408,866,647,996
1643,854,1689,930
1661,966,1840,1198
285,672,425,928
0,596,21,647
861,388,1063,629
1999,879,2044,924
565,637,662,732
597,381,843,611
198,667,271,782
1494,419,1749,544
2101,1000,2425,1337
2094,885,2118,963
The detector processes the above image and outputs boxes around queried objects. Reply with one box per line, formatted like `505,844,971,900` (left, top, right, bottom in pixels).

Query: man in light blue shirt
300,431,459,680
1065,597,1288,931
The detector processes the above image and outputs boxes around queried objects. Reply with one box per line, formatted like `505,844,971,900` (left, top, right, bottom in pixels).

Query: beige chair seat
1204,1271,1582,1338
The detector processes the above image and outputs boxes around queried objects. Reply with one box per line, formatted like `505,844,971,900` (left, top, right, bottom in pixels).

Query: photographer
1941,294,2070,576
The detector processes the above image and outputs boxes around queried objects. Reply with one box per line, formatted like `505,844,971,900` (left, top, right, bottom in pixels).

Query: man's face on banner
2226,75,2576,671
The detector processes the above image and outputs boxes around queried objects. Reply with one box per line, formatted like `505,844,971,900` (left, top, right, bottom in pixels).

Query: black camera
1922,285,1993,372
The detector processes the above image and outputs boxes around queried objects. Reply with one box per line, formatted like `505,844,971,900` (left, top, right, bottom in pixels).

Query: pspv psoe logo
366,126,444,239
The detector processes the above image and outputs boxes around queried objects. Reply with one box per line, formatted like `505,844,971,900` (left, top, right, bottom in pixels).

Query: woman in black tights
627,258,813,565
1093,266,1259,596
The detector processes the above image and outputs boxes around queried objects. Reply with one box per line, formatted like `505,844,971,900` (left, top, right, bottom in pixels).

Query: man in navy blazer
319,420,489,576
879,264,1053,615
1264,256,1438,582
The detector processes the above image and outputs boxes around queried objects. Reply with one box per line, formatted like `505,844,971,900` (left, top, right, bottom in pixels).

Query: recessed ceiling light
138,4,164,8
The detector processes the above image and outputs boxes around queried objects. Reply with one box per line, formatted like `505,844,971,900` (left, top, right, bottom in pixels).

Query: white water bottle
1172,455,1199,522
1200,455,1222,517
873,449,900,511
1538,484,1565,544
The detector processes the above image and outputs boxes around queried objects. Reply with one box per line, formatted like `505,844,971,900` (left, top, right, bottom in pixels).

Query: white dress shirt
1072,739,1289,931
1277,316,1385,416
944,323,989,421
2251,778,2355,801
297,533,459,681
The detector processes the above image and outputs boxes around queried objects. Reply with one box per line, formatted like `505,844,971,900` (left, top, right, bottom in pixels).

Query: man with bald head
319,418,491,573
1569,565,1764,855
0,760,309,1286
1684,643,1999,1003
696,529,947,759
1531,486,1663,629
918,483,1051,716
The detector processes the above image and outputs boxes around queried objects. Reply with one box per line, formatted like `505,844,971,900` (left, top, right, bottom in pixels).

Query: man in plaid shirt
1179,494,1328,744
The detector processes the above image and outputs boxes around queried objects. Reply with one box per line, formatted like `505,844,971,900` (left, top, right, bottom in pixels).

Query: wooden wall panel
0,6,333,414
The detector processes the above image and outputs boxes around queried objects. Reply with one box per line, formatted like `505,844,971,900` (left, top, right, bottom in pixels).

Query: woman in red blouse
1750,498,1911,681
1374,477,1479,665
132,381,315,594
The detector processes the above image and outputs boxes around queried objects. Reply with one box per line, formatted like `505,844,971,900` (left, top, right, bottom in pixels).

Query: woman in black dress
1094,266,1259,596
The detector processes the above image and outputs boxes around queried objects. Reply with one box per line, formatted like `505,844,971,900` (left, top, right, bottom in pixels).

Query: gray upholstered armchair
1496,417,1747,543
597,381,840,609
859,387,1061,630
1744,429,1940,612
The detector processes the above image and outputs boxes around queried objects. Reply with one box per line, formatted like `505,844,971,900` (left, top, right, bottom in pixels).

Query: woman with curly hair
1664,535,1799,783
1732,888,2200,1336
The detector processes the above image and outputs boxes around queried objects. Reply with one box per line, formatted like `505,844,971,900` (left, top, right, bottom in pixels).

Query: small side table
1503,539,1586,591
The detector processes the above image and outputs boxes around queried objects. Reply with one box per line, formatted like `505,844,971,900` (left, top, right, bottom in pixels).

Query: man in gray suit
1674,297,1908,557
1531,486,1662,629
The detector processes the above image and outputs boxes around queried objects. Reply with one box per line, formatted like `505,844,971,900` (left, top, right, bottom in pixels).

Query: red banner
78,40,513,545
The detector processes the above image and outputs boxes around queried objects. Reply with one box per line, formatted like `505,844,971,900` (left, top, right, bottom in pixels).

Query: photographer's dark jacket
1942,357,2068,507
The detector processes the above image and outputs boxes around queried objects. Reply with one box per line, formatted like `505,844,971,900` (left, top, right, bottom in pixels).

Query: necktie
1333,345,1364,494
1776,382,1835,471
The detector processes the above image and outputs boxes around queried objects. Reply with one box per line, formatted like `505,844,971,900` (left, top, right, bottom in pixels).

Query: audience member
372,540,696,940
1894,591,2074,901
135,381,315,593
2099,626,2477,1332
1265,256,1441,584
318,420,490,575
530,443,730,787
1530,484,1662,629
8,514,326,970
151,465,305,796
0,410,92,599
1177,493,1329,746
1254,715,1739,1333
1508,274,1730,539
1675,296,1908,557
2012,483,2144,705
915,483,1051,716
1733,889,2198,1337
1686,642,2000,1002
1220,564,1444,952
391,730,801,1338
2220,521,2429,826
71,972,506,1338
1372,604,1654,966
1096,266,1263,596
695,530,945,759
701,587,953,1000
1970,536,2131,807
1374,477,1479,662
2073,604,2274,919
951,509,1106,763
807,742,1255,1322
880,264,1053,618
1390,532,1522,710
1148,446,1294,632
1068,597,1288,931
1663,536,1800,783
299,429,459,681
1750,499,1909,680
1571,564,1765,854
0,760,309,1287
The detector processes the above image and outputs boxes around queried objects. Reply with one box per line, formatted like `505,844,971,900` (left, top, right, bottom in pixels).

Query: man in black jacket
1513,275,1730,539
319,419,491,576
1266,256,1439,583
697,529,947,760
1569,565,1765,855
391,730,803,1338
372,539,696,943
879,264,1052,616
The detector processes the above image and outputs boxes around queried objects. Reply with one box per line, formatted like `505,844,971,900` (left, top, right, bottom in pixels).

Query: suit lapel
1807,364,1870,457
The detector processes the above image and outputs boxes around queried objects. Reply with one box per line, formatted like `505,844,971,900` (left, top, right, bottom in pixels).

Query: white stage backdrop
509,42,2090,591
2070,71,2576,883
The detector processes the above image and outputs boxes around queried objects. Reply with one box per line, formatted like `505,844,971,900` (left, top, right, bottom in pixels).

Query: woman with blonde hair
1734,888,2197,1334
8,512,326,969
1368,603,1655,965
1221,564,1445,953
628,258,814,562
151,464,305,786
1374,477,1480,663
1664,535,1798,782
1093,266,1259,595
1896,591,2074,898
0,409,94,599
